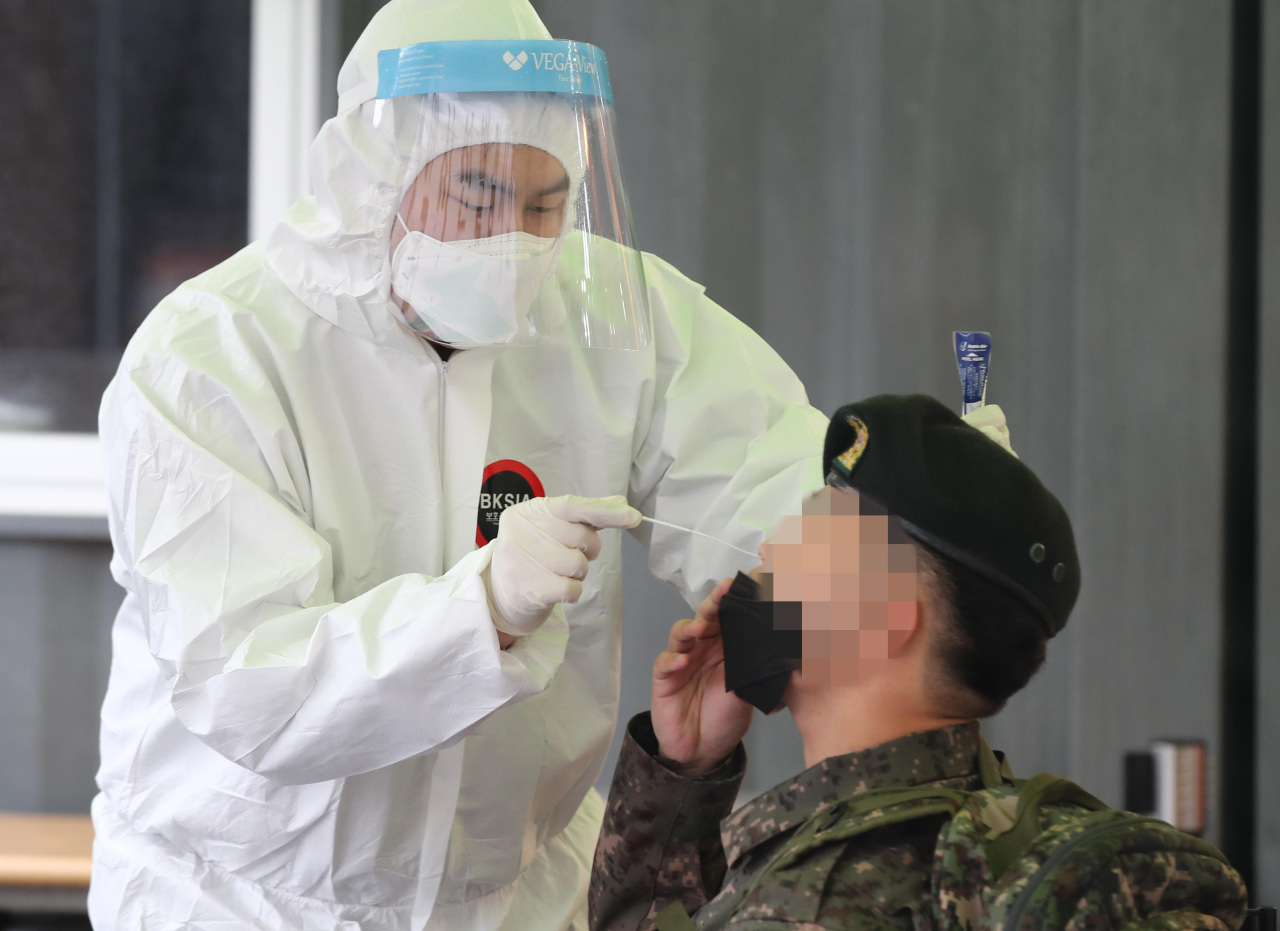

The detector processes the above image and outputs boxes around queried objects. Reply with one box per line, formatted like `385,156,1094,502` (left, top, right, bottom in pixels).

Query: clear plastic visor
370,41,649,350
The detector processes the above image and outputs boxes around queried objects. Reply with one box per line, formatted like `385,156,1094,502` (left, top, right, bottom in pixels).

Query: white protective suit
89,2,827,929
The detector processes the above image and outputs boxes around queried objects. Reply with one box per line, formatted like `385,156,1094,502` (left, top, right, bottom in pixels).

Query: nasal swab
638,515,759,559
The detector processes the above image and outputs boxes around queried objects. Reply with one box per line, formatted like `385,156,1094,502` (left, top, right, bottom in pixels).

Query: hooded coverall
89,1,827,928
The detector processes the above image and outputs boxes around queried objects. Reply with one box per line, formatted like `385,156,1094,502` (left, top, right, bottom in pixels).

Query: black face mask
717,572,802,714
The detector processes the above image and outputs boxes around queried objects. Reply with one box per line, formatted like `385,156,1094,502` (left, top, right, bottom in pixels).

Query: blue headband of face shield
375,40,613,103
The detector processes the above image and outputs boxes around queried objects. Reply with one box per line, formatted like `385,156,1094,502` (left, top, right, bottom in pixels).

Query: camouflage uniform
591,713,983,931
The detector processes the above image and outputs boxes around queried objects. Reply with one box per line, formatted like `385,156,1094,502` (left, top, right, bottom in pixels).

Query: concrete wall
0,535,114,812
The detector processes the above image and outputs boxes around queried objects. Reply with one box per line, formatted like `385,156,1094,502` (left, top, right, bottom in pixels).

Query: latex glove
962,403,1018,458
487,494,641,636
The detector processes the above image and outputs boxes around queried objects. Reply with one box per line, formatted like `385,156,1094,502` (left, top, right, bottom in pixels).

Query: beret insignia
832,413,869,477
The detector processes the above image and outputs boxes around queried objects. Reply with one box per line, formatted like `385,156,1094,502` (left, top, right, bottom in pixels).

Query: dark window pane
0,0,98,349
0,1,249,429
117,0,251,341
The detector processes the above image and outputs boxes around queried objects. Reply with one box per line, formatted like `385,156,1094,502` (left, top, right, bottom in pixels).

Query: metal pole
1220,0,1263,892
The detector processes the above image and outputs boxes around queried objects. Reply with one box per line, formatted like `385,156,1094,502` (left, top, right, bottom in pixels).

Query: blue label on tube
376,40,613,104
954,331,991,416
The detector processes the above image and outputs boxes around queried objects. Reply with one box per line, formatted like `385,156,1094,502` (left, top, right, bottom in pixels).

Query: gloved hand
486,494,642,636
962,403,1018,458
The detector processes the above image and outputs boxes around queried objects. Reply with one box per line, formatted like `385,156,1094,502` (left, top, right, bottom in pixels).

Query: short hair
914,539,1048,719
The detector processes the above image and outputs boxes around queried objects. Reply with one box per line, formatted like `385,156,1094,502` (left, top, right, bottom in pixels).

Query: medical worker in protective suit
90,1,1012,929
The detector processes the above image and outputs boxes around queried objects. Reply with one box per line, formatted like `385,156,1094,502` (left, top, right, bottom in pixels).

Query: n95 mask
390,214,561,346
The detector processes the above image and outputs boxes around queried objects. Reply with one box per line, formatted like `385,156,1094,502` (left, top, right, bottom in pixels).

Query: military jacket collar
721,722,981,867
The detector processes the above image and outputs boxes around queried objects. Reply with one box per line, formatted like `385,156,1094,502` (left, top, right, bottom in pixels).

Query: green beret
822,394,1079,637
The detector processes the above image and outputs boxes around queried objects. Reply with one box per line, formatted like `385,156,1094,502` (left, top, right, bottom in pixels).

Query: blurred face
759,486,920,689
392,143,570,250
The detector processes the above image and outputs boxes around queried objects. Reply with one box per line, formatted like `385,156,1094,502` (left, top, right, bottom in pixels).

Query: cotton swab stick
638,515,759,559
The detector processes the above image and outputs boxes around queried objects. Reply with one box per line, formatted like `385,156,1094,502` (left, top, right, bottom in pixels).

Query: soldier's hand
651,578,754,777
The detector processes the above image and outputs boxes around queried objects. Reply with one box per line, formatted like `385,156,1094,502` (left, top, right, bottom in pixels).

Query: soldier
589,394,1245,931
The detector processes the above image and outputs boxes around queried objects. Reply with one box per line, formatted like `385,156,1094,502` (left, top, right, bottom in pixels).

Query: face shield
362,40,649,350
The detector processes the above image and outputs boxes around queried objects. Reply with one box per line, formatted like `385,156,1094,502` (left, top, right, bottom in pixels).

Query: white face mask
390,214,560,346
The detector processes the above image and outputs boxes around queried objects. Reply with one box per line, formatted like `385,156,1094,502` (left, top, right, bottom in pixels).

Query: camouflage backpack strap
977,734,1017,789
978,771,1110,879
654,900,699,931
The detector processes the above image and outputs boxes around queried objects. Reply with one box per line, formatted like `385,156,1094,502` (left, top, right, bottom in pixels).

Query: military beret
822,394,1079,637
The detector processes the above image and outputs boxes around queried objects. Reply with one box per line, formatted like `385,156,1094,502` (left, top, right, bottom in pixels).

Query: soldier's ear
887,601,920,659
890,594,939,665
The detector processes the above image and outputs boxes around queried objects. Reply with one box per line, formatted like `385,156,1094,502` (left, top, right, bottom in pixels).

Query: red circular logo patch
476,459,545,546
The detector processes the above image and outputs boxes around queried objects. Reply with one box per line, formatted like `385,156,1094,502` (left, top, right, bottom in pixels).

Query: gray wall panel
1255,0,1279,906
0,544,46,808
37,542,117,811
1069,4,1230,837
0,540,115,812
863,2,1085,780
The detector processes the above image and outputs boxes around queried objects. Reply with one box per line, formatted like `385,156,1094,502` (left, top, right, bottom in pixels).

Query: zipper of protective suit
411,340,460,930
430,343,450,576
436,351,448,458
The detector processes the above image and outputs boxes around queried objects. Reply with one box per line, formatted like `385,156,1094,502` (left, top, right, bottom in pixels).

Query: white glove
962,403,1018,458
486,494,642,636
